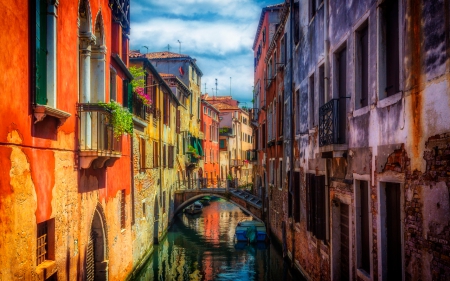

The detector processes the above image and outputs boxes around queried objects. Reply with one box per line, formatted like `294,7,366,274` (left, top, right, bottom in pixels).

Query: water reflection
133,198,305,281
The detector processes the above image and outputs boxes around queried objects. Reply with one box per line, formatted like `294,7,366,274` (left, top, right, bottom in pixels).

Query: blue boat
234,220,268,243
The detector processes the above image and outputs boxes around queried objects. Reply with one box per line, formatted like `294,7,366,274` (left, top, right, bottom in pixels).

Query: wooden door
386,183,402,280
340,203,350,281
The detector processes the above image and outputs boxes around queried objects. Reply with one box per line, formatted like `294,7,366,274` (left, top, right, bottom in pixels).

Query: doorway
87,206,108,281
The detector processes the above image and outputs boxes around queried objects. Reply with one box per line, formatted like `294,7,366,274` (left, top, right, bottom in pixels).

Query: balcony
185,153,200,169
230,159,244,167
318,98,348,156
131,92,151,128
77,103,122,169
219,127,233,137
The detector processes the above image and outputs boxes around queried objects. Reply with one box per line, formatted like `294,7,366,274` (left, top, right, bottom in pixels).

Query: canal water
133,198,306,281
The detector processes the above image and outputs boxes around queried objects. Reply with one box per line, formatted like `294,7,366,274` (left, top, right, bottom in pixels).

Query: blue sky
130,0,284,106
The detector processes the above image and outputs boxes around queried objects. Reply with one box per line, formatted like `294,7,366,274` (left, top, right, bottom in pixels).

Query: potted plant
130,66,152,105
100,101,133,139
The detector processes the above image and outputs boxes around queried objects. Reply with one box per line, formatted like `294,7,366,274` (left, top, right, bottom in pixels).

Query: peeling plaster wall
0,0,134,280
279,0,450,280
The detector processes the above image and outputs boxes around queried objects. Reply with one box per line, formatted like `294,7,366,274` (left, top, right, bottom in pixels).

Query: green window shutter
127,82,133,112
35,0,47,105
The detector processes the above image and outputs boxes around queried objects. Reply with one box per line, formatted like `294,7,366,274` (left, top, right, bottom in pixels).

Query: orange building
200,98,220,185
0,0,134,280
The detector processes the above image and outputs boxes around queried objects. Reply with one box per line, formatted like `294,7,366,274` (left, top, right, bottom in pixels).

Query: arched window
91,12,106,102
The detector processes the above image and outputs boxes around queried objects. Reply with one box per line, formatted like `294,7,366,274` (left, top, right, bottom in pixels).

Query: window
319,65,325,106
267,58,273,81
280,35,286,66
295,89,300,134
163,191,166,213
381,0,400,98
120,190,126,229
279,93,284,136
309,0,317,21
176,109,181,134
306,174,326,240
336,47,347,143
356,23,369,109
293,172,301,222
163,144,167,167
261,123,266,149
269,160,274,185
163,95,170,125
37,219,55,266
278,160,283,188
34,0,48,105
168,145,174,168
309,74,316,127
357,181,371,273
220,139,225,149
139,137,146,171
294,1,300,45
110,67,117,101
153,141,159,167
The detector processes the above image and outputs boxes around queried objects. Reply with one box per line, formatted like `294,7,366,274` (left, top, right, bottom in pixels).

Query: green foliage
100,101,133,138
219,127,231,134
227,174,233,180
129,66,145,90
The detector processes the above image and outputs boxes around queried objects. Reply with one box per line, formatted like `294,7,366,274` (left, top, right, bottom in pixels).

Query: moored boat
235,220,268,243
184,201,203,215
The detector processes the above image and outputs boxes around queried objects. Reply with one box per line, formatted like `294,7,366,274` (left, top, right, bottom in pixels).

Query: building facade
201,99,220,185
252,3,283,204
146,51,204,187
0,0,134,280
255,0,450,280
206,95,254,187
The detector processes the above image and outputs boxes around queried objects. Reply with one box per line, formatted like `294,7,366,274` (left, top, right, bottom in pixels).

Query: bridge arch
174,192,262,222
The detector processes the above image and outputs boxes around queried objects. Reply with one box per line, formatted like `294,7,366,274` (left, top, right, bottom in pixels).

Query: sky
130,0,284,107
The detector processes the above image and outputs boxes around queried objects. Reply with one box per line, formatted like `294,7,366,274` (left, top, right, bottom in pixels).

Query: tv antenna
177,40,182,54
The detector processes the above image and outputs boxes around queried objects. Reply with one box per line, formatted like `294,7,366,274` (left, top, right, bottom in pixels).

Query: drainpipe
324,0,331,244
288,0,295,265
324,0,330,104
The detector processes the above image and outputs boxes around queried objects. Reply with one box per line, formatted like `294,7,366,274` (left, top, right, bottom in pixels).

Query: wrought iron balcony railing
319,98,346,147
185,154,200,169
132,92,150,121
77,103,122,168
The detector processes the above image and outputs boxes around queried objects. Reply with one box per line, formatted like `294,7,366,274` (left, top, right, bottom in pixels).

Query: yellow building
129,55,180,267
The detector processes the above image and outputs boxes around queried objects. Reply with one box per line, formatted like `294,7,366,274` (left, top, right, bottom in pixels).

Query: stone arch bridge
174,188,263,220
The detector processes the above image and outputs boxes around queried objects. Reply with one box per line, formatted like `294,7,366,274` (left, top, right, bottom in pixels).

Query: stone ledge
33,105,71,127
36,260,57,280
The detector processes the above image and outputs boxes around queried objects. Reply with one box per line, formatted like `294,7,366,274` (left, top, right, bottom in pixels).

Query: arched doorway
86,205,108,281
153,196,160,244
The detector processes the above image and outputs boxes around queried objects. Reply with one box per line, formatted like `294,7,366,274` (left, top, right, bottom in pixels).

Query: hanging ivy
100,101,133,138
129,66,152,105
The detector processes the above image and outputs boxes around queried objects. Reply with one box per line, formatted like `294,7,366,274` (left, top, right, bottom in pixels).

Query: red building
0,0,133,279
252,3,283,203
201,98,220,185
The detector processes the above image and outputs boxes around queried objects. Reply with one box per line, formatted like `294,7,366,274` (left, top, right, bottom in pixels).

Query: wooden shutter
176,109,180,134
140,138,146,170
306,173,316,232
35,0,47,105
168,146,174,168
315,175,326,240
294,172,300,222
163,144,167,167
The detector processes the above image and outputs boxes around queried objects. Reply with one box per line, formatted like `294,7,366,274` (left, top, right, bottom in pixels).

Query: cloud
130,0,283,103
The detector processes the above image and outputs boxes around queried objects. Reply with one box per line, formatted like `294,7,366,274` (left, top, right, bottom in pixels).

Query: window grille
36,222,47,266
120,190,126,229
